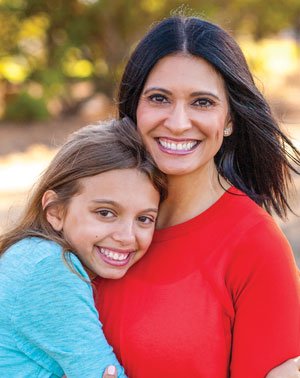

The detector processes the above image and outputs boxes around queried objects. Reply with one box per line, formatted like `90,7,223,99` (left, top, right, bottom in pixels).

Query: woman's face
136,54,231,176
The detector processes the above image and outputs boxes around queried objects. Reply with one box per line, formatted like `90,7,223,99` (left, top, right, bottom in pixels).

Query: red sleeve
227,219,300,378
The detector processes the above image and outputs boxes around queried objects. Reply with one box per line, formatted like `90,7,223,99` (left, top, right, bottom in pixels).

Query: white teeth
159,139,197,151
99,248,129,261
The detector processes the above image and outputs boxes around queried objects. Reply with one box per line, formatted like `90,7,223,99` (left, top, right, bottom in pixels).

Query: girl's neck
156,163,230,229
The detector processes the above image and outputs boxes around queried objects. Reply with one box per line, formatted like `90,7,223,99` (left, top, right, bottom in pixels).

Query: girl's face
49,169,159,279
136,54,231,177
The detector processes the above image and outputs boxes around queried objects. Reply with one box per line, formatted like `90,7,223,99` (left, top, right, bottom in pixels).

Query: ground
0,113,299,266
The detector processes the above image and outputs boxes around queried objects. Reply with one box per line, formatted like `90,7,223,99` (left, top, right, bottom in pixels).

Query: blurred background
0,0,299,265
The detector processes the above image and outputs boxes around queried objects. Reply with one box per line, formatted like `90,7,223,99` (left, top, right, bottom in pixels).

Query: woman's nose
164,103,192,134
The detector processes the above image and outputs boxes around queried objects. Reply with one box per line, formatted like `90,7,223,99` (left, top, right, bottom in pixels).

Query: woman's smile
156,137,200,154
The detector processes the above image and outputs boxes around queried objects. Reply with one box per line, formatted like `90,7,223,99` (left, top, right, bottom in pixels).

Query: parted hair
0,117,167,255
118,15,300,218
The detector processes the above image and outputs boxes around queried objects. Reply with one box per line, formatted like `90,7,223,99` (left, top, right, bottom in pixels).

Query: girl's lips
96,246,134,267
156,137,200,155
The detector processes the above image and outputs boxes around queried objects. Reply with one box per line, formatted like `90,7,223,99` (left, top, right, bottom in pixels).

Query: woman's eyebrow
190,91,221,101
143,87,221,101
143,87,172,95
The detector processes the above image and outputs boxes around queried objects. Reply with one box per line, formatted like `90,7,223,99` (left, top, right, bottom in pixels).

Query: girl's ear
42,190,64,231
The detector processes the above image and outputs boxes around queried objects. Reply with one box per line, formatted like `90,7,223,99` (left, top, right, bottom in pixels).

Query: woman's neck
156,163,230,229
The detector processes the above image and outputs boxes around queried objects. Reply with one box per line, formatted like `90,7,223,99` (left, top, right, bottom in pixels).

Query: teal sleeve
11,250,127,378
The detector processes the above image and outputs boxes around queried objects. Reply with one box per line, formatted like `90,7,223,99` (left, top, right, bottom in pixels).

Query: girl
0,118,167,377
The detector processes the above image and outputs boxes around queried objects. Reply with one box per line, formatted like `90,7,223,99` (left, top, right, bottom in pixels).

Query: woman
94,16,300,377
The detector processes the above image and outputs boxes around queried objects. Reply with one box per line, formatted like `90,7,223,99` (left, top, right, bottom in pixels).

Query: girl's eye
148,94,168,103
137,215,155,225
97,209,115,218
193,98,214,107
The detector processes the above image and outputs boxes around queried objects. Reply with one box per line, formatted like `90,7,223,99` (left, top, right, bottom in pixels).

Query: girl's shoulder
1,237,88,285
1,237,62,269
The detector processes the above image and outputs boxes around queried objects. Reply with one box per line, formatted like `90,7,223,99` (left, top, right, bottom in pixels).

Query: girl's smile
96,246,135,267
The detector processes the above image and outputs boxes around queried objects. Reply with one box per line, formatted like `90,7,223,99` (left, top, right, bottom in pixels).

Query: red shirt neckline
153,186,244,242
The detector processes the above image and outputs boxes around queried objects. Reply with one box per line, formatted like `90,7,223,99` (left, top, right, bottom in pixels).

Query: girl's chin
101,269,128,280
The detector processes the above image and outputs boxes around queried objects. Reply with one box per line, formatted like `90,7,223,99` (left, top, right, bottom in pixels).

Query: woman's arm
266,357,300,378
228,221,300,378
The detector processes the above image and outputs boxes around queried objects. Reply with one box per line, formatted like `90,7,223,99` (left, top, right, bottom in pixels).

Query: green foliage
0,0,300,121
4,91,50,122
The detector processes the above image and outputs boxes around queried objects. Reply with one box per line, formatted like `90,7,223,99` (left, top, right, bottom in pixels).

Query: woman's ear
224,117,233,137
42,190,64,231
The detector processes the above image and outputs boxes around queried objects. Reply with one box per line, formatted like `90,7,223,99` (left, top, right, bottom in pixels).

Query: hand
62,365,117,378
266,357,300,378
102,365,117,378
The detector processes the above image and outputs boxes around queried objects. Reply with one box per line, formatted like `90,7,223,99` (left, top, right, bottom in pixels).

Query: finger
102,365,117,378
294,356,300,370
266,359,300,378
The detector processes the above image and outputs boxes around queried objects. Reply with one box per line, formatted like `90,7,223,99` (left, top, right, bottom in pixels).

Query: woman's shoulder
217,187,296,266
224,187,270,216
222,187,282,231
225,189,296,272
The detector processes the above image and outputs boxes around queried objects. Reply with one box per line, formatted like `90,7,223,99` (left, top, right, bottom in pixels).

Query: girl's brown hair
0,117,167,255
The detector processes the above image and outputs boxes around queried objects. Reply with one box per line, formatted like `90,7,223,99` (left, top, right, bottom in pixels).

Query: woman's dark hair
118,15,300,218
0,117,167,255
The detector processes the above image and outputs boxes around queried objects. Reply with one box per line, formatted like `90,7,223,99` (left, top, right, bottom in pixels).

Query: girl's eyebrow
91,199,158,213
91,199,118,205
143,208,159,213
143,87,221,101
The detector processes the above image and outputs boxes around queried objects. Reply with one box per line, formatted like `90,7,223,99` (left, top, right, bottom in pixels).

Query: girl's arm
63,364,118,378
13,251,126,378
266,357,300,378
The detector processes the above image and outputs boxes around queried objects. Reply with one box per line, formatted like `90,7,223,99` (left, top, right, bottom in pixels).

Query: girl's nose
112,221,136,246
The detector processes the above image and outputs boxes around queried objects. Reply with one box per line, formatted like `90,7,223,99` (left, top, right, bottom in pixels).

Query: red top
94,188,300,378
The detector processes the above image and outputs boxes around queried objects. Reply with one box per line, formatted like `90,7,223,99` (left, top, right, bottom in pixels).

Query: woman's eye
148,94,168,103
138,215,155,225
193,98,214,107
97,209,115,218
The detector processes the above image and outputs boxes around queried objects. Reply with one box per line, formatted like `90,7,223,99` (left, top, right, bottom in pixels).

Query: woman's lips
156,137,200,155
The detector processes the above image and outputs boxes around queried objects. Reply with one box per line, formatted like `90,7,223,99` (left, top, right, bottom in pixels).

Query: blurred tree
212,0,300,39
0,0,299,121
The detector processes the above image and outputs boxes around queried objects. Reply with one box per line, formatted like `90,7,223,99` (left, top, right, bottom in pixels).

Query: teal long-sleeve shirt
0,237,126,378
